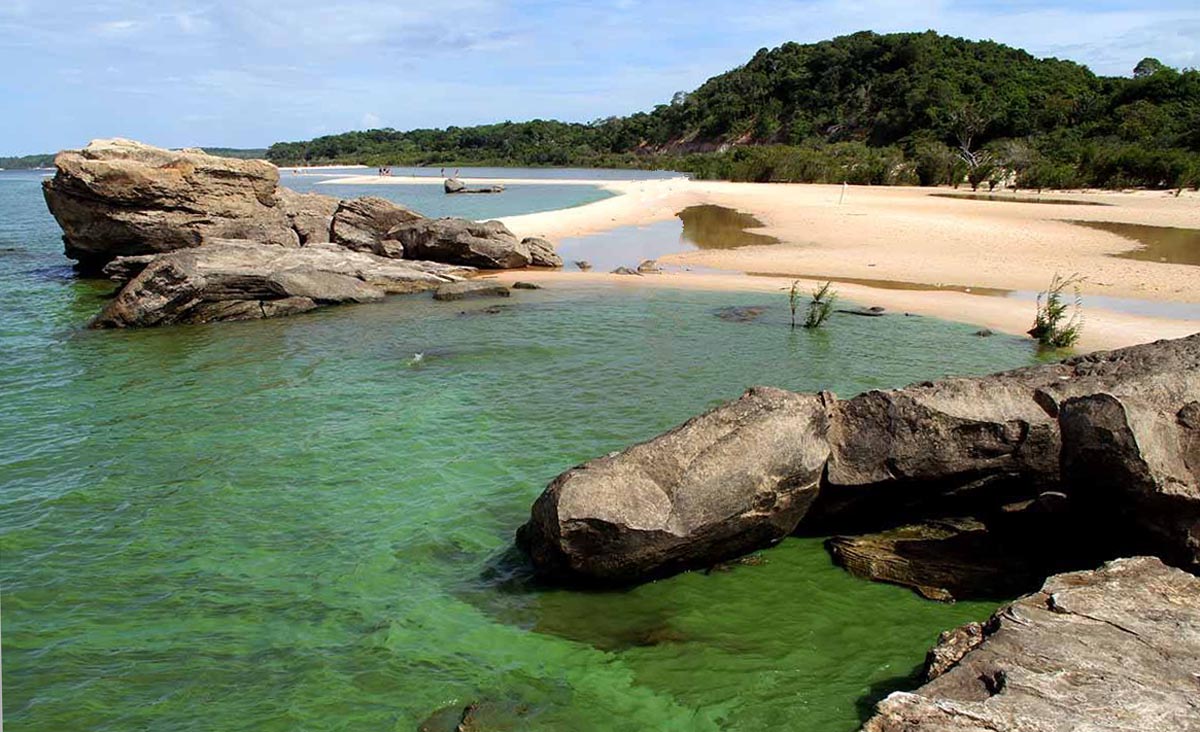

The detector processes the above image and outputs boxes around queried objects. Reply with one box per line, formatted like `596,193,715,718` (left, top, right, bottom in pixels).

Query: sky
1,0,1198,155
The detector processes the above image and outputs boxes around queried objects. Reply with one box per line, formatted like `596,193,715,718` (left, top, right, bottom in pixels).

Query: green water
1,169,1042,731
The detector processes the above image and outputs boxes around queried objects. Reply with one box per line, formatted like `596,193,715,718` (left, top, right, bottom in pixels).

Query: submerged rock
42,138,300,269
713,305,768,323
518,335,1200,584
516,387,834,582
511,281,542,290
432,280,511,301
91,240,471,328
861,557,1200,732
836,306,886,317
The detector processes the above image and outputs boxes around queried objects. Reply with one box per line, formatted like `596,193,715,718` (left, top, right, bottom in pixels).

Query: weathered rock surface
636,259,662,274
519,335,1200,583
861,557,1200,732
329,196,423,257
43,138,299,268
517,387,835,582
92,240,471,328
389,218,535,269
277,188,340,245
521,237,563,267
432,280,511,301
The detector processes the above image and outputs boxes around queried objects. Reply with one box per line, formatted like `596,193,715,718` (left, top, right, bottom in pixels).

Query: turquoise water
1,169,1042,731
281,168,623,221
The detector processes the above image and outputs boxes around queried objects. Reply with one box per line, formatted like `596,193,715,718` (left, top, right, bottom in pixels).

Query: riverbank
488,180,1199,351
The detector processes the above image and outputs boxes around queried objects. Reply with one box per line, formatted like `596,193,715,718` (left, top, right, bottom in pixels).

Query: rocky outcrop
519,335,1200,584
861,557,1200,732
42,139,300,269
277,188,340,245
517,387,834,582
521,237,563,267
330,196,423,257
432,281,510,301
390,218,544,269
92,240,471,328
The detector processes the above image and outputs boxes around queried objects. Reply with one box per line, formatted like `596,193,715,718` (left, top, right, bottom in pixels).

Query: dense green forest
0,148,266,169
266,31,1199,190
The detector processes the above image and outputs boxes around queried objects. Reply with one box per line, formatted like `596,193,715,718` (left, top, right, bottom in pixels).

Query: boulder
389,218,532,269
511,281,542,290
330,196,423,257
518,335,1200,584
91,240,472,328
574,260,592,271
42,138,300,269
611,266,641,275
443,178,466,194
432,281,511,301
636,259,663,274
521,237,563,267
277,188,340,245
517,387,835,583
861,557,1200,732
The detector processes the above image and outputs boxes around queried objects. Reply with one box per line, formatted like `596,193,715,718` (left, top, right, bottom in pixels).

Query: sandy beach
331,175,1199,351
517,180,1199,350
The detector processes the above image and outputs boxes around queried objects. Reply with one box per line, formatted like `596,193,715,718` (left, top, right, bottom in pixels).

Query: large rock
516,387,834,582
861,557,1200,731
92,240,472,328
277,188,340,245
432,280,511,301
42,139,300,269
389,218,535,269
330,196,424,257
518,335,1200,584
521,237,563,268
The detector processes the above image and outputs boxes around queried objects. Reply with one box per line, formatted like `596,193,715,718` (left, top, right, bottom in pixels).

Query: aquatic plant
1029,273,1085,348
802,281,837,329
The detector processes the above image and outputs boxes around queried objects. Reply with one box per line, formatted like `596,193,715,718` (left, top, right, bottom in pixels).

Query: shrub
1029,273,1084,348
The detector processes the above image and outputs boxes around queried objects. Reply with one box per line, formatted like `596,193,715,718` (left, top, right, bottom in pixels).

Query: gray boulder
432,280,511,301
389,218,532,269
521,237,563,267
330,196,423,257
518,334,1200,584
92,240,471,328
517,387,835,582
42,138,300,269
443,178,466,194
861,557,1200,732
277,188,340,245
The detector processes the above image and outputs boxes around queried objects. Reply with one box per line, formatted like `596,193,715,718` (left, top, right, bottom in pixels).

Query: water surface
1,170,1042,731
1067,220,1200,266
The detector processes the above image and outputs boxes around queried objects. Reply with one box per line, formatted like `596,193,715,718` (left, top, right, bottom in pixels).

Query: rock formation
92,240,470,328
518,335,1200,584
42,139,300,269
41,139,567,327
432,281,511,301
861,557,1200,732
390,219,562,269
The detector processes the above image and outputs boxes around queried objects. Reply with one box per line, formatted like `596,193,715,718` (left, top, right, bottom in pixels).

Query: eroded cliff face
518,334,1200,586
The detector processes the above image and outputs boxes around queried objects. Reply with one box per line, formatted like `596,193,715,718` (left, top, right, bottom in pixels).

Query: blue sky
2,0,1198,155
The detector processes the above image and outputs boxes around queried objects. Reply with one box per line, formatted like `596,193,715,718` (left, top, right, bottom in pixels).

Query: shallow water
1067,220,1200,266
281,170,618,221
557,205,779,271
1,170,1043,731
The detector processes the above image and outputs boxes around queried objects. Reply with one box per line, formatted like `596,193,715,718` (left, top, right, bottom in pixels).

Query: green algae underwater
0,170,1042,731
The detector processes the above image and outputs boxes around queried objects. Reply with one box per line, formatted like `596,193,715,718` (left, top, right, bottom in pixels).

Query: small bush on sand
1029,273,1085,347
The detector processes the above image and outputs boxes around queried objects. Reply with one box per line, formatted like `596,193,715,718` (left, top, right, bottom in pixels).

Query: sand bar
493,179,1198,351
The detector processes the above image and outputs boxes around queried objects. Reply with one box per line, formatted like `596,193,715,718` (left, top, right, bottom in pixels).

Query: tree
1133,58,1165,79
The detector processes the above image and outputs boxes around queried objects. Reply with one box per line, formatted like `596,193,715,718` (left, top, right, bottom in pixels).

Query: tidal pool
1068,220,1200,266
2,171,1043,731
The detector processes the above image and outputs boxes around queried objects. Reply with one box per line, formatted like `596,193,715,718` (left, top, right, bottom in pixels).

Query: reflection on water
678,205,779,249
556,205,778,271
1068,220,1200,266
930,193,1110,206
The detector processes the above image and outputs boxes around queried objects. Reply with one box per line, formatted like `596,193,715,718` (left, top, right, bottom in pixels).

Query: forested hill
265,31,1191,189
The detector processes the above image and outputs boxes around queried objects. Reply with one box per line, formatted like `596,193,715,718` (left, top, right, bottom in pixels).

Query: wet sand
494,180,1199,351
